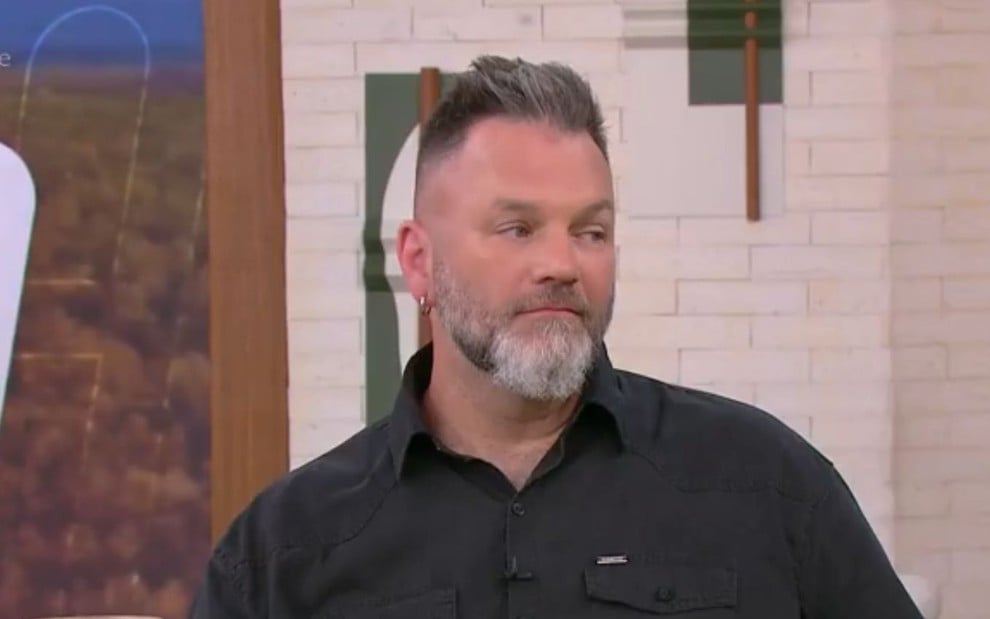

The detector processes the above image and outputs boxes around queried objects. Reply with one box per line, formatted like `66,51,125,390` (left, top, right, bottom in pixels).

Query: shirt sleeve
797,464,925,619
187,550,257,619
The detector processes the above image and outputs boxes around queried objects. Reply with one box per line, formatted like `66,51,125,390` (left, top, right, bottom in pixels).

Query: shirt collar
386,341,632,479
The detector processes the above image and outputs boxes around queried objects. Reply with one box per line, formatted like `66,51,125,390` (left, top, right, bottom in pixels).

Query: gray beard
487,316,597,400
432,258,612,401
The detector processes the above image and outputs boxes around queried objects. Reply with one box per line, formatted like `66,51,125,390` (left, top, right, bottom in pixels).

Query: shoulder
616,369,834,504
211,419,396,569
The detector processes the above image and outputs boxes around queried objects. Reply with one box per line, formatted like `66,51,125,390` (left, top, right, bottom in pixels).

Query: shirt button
656,586,676,602
511,501,526,516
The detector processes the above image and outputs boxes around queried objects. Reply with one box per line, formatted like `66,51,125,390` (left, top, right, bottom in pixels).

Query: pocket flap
322,586,457,619
584,561,737,614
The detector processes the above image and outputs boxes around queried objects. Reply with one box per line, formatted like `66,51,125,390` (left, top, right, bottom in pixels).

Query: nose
532,228,580,285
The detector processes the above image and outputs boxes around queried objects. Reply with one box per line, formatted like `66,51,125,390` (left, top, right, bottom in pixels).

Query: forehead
442,117,613,211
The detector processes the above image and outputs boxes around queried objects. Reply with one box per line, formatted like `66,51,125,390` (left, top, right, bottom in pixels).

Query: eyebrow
492,198,614,218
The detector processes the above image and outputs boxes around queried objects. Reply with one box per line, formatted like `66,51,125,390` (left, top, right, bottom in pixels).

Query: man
190,56,924,618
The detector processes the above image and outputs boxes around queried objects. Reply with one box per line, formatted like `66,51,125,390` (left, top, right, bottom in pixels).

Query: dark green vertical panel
362,72,456,426
364,74,418,426
689,48,782,105
687,0,783,105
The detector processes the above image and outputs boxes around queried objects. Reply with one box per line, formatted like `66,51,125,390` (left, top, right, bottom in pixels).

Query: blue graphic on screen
0,0,203,65
0,0,203,432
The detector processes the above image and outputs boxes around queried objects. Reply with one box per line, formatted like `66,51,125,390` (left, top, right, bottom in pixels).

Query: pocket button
655,586,676,603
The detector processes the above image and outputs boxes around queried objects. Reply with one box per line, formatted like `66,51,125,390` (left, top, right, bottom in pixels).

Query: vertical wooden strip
418,67,441,347
204,0,289,542
744,3,761,221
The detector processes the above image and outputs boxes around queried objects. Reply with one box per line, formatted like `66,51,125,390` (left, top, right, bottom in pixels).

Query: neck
421,333,581,487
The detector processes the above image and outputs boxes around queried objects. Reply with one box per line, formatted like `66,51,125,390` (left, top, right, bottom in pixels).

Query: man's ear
396,219,431,302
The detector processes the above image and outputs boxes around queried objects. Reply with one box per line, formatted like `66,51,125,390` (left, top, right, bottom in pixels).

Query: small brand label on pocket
595,555,629,565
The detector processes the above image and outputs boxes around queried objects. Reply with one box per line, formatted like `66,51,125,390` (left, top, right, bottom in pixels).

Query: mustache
513,288,590,315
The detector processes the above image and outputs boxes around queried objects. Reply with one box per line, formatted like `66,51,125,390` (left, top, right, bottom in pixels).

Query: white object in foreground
0,142,36,426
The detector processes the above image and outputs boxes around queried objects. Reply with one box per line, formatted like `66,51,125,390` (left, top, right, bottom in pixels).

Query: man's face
424,117,616,401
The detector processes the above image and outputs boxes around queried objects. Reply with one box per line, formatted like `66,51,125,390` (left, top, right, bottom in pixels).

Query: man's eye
499,224,531,238
580,229,608,242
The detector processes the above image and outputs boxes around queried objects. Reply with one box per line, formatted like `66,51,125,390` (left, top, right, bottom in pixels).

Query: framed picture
0,1,288,617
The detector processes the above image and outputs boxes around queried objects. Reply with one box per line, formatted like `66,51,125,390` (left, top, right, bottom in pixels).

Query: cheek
479,258,528,296
462,267,516,312
580,258,615,301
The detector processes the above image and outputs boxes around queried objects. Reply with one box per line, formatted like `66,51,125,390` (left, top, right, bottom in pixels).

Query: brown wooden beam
418,67,441,347
744,0,761,221
204,0,289,542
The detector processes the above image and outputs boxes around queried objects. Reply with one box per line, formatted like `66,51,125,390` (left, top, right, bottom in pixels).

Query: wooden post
418,67,441,347
744,0,760,221
205,0,289,541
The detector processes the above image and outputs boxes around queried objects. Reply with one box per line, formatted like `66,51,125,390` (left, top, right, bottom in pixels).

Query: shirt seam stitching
320,471,399,549
628,445,820,502
793,468,833,616
216,547,256,614
226,469,400,573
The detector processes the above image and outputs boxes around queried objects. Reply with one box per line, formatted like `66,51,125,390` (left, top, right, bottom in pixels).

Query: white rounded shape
0,142,36,423
380,125,420,366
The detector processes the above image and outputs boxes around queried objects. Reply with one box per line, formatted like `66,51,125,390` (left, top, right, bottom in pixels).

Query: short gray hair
415,55,609,192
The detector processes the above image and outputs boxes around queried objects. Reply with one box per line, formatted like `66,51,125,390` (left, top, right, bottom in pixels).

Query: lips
519,307,580,315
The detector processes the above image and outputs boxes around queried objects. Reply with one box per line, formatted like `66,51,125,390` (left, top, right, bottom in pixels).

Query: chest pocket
584,561,737,615
321,586,457,619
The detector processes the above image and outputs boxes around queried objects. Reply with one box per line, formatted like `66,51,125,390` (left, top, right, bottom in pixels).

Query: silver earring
419,296,432,316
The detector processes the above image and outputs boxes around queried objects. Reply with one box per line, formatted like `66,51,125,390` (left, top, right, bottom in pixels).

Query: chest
274,462,804,619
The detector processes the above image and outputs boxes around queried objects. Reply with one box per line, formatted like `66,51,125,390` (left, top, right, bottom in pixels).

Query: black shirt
189,343,923,618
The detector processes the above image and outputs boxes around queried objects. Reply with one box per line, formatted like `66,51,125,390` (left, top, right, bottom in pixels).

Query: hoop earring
418,296,432,316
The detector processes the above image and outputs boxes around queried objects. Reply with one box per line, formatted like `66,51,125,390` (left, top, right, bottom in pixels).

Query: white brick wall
543,6,623,39
414,7,541,41
888,1,990,615
280,0,989,614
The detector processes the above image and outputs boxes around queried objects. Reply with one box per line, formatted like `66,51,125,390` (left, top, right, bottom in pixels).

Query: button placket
504,495,538,619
